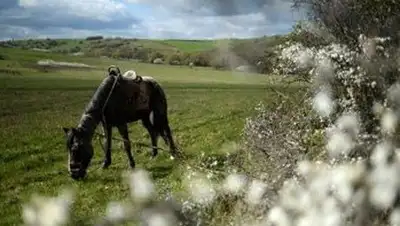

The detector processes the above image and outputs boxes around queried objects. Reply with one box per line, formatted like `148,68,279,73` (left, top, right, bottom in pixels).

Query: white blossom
125,169,155,202
22,189,74,226
186,174,216,206
390,208,400,226
326,130,354,158
381,108,398,134
245,179,267,206
312,89,336,117
267,206,291,226
105,202,126,222
222,173,247,195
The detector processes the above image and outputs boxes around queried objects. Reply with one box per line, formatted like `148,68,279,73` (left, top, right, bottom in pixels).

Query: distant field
156,39,218,52
0,47,304,225
0,38,226,54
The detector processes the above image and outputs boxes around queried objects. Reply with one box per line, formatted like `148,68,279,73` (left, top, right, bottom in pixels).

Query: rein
93,131,168,152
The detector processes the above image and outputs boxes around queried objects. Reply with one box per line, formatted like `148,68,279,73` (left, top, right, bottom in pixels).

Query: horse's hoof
102,161,111,169
151,152,158,159
129,163,136,169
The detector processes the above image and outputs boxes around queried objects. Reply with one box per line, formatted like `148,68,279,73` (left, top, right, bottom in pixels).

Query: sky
0,0,303,40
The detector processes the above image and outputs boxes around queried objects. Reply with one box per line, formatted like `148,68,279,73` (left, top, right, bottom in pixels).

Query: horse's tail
143,77,167,114
145,77,177,153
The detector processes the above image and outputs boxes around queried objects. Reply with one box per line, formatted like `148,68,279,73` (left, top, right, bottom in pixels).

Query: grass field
0,47,303,225
1,38,224,54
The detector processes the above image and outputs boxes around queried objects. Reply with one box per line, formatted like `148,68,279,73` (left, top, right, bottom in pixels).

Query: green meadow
0,47,303,225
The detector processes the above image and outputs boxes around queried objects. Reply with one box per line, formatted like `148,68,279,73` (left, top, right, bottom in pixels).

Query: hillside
0,38,219,54
0,35,290,74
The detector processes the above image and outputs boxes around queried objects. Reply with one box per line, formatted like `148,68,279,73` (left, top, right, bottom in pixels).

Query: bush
86,36,104,41
190,52,211,67
292,0,400,48
132,47,152,62
167,52,183,65
148,51,165,63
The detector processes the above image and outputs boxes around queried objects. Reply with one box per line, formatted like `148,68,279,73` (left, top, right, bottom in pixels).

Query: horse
62,66,178,180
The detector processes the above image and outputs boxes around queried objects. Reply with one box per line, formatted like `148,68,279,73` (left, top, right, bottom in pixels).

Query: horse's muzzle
70,168,86,180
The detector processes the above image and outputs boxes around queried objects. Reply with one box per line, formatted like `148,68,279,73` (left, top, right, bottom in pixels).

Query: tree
290,0,400,134
291,0,400,48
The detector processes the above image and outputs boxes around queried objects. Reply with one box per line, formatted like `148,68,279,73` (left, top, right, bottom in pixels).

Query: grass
0,47,303,225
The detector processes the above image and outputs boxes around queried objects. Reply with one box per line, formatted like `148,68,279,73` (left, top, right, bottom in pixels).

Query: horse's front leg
102,124,112,169
117,124,135,169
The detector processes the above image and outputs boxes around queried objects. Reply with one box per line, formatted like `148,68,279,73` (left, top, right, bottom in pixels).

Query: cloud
0,0,140,39
129,0,300,39
0,0,301,40
137,12,293,39
126,0,296,20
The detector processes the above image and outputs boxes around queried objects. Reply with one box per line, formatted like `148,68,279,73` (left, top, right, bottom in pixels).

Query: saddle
121,70,150,111
108,66,151,111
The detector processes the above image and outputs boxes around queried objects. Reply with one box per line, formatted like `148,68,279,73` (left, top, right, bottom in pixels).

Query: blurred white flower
390,208,400,226
330,164,364,203
326,130,354,158
298,49,315,69
370,142,391,166
296,160,313,177
222,173,247,195
381,109,398,134
245,179,267,205
187,175,216,205
22,189,74,226
368,164,399,209
106,201,126,222
267,206,291,226
335,112,360,139
279,180,312,213
360,37,376,58
314,55,335,83
125,169,155,202
373,102,384,116
146,213,171,226
312,89,335,117
387,83,400,107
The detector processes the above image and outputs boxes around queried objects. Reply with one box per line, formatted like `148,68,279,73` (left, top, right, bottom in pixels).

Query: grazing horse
62,66,178,180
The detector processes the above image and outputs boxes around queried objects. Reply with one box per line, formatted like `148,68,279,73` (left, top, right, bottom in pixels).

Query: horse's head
62,127,94,180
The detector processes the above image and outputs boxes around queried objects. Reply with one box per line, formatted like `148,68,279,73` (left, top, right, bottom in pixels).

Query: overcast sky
0,0,303,40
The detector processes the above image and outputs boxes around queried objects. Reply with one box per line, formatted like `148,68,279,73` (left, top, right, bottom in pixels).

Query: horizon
0,34,286,42
0,0,302,41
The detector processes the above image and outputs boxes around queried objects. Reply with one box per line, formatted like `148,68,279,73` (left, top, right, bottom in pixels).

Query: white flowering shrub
241,24,400,225
274,33,399,138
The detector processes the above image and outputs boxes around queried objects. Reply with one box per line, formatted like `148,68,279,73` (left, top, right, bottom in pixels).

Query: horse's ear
63,127,77,135
63,127,70,134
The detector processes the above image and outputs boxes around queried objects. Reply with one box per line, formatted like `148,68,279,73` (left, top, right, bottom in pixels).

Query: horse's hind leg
159,114,178,158
142,117,159,158
117,124,135,169
163,118,178,158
